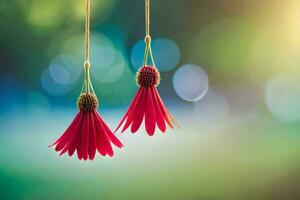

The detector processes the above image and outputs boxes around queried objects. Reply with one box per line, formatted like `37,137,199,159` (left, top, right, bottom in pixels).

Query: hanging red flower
50,93,123,160
115,0,179,136
50,0,123,160
115,64,179,136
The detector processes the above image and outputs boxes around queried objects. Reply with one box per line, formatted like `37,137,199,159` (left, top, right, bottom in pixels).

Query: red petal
67,113,85,156
145,87,156,136
77,147,83,160
76,113,87,160
59,113,84,156
51,112,81,150
88,112,97,160
92,112,106,156
99,115,123,148
115,88,143,133
151,87,166,133
166,109,180,128
94,112,114,157
154,88,174,129
77,112,89,160
131,87,147,133
155,88,180,128
121,87,144,133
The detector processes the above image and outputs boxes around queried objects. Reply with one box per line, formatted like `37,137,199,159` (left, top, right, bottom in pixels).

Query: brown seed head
77,93,98,112
136,66,160,87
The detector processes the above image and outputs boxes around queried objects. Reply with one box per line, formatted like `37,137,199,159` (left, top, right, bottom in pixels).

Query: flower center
77,93,98,112
136,66,160,87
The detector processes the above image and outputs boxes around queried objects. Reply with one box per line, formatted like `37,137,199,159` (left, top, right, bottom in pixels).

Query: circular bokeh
195,88,229,124
265,75,300,122
173,64,209,102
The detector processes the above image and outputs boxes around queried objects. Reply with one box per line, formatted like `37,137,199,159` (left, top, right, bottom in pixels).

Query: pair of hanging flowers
50,0,179,160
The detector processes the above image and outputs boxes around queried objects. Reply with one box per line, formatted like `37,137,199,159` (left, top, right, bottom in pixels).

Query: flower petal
145,87,156,136
92,112,106,156
100,116,123,148
77,113,88,160
67,113,85,157
94,112,114,157
151,87,166,133
154,89,174,129
122,87,144,133
166,109,180,128
88,112,97,160
51,112,81,150
131,87,147,133
115,87,143,133
59,113,84,156
79,112,90,160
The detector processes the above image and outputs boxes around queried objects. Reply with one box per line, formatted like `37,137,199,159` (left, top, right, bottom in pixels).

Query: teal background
1,0,300,199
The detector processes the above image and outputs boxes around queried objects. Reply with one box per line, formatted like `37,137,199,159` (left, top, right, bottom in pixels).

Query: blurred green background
1,0,300,199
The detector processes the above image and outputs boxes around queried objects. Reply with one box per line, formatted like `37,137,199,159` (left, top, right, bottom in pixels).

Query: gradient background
1,0,300,199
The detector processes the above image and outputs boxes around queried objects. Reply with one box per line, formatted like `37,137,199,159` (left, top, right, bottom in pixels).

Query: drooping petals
94,111,113,157
154,88,180,128
114,88,143,133
98,113,123,148
59,112,84,156
50,112,81,150
145,87,156,136
131,88,147,133
80,112,90,160
50,93,123,160
115,65,179,136
151,86,166,133
153,87,174,128
88,112,97,160
121,88,144,133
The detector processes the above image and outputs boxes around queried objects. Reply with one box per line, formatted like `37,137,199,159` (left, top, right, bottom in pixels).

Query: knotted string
143,0,155,67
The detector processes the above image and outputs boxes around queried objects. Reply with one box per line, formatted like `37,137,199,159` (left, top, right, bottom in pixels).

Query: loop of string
143,0,155,67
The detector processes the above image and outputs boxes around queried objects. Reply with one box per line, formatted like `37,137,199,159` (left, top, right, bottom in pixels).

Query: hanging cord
145,0,150,37
143,0,155,67
84,0,91,94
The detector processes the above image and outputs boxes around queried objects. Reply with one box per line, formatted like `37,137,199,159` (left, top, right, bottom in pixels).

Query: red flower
50,93,123,160
115,65,179,136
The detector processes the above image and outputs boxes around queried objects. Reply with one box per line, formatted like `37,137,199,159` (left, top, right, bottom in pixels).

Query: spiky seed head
77,93,98,112
136,66,160,87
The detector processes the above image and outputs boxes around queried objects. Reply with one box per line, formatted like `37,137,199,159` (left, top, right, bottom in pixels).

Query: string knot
84,61,90,69
145,35,151,46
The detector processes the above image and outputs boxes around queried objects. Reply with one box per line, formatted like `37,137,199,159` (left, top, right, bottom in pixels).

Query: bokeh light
195,88,229,124
57,30,135,104
60,33,116,69
152,38,180,71
265,75,300,122
70,0,117,24
2,0,300,199
131,38,180,71
189,18,254,77
173,64,209,102
130,39,144,70
92,49,126,84
48,55,82,85
41,69,75,96
25,0,64,29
